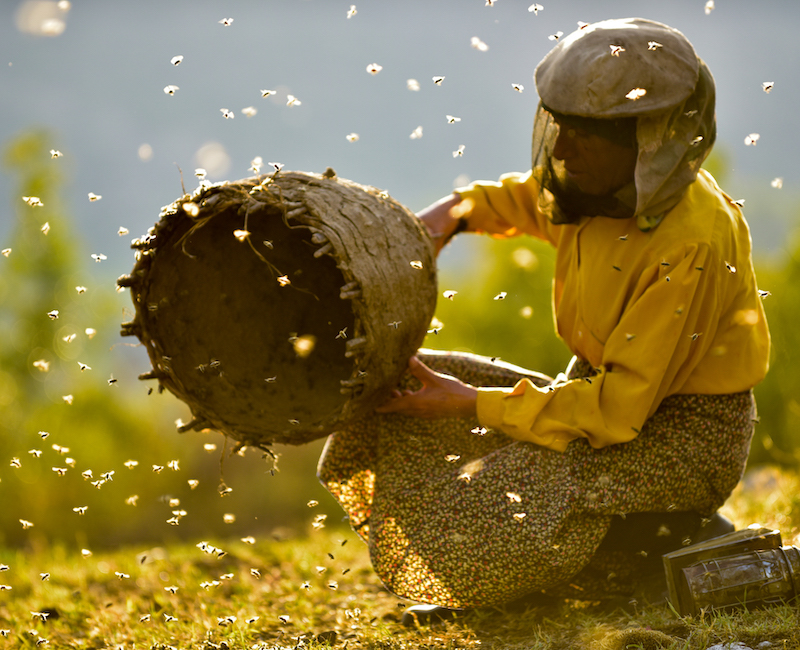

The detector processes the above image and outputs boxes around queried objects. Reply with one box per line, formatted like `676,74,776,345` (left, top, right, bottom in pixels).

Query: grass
1,466,799,649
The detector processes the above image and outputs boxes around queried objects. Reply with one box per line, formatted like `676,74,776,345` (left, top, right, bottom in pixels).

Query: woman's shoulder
655,170,750,251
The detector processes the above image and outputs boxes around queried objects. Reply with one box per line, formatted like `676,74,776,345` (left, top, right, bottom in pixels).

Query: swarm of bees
0,2,786,645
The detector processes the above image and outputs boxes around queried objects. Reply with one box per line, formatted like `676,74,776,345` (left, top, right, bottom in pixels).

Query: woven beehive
118,169,437,448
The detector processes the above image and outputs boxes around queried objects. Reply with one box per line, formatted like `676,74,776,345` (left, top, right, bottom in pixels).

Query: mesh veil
531,20,717,231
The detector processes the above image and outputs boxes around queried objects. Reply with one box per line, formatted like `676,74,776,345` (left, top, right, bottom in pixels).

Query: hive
119,169,437,448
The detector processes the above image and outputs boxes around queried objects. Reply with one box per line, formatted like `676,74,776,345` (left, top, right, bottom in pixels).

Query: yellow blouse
455,169,770,452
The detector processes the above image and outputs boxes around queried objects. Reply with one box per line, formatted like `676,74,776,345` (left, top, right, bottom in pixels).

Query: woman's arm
416,194,468,256
375,356,478,419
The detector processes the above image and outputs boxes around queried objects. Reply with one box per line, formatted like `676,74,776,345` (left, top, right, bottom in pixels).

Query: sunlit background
2,0,799,551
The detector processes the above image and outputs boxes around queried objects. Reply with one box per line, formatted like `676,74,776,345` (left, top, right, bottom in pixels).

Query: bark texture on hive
119,170,437,448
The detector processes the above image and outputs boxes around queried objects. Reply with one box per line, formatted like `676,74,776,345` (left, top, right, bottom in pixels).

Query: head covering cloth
532,18,717,231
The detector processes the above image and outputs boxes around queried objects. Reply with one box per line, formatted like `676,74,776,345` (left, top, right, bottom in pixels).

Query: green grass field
1,466,798,650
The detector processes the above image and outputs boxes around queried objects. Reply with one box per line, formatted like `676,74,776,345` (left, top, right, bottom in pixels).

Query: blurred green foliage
425,234,570,378
0,133,797,552
0,132,338,551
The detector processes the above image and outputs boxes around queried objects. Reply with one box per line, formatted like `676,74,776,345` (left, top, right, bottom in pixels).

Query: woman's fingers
406,356,434,383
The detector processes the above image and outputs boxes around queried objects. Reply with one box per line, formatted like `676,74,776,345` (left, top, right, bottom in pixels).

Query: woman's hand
416,194,468,256
375,356,478,419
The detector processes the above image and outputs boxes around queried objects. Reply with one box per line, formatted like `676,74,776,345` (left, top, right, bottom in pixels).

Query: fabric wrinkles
317,351,756,608
456,170,769,451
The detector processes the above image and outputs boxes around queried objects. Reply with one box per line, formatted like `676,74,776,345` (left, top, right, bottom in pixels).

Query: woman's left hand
375,356,478,419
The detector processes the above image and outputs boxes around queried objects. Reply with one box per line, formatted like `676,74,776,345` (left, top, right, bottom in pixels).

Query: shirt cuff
476,387,514,431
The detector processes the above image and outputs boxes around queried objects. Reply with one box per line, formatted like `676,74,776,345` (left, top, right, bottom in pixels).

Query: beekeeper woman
317,18,770,614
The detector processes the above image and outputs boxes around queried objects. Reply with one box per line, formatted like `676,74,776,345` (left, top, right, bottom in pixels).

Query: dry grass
1,466,799,649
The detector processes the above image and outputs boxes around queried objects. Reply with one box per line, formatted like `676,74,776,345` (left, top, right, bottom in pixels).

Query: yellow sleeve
454,171,555,243
477,243,717,451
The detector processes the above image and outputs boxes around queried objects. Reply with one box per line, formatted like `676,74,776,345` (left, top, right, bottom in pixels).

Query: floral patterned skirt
317,349,756,608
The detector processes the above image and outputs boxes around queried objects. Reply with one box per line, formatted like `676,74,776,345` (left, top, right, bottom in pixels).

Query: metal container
663,525,799,616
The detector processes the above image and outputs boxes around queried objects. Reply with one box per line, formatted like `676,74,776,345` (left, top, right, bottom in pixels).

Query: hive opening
122,171,437,447
144,199,356,440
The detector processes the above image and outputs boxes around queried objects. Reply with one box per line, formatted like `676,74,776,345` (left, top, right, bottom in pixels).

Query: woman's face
551,119,638,196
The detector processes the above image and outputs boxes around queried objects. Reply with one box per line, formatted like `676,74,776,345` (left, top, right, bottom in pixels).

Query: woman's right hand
416,194,468,256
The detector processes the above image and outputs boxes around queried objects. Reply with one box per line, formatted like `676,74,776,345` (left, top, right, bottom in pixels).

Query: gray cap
535,18,700,118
